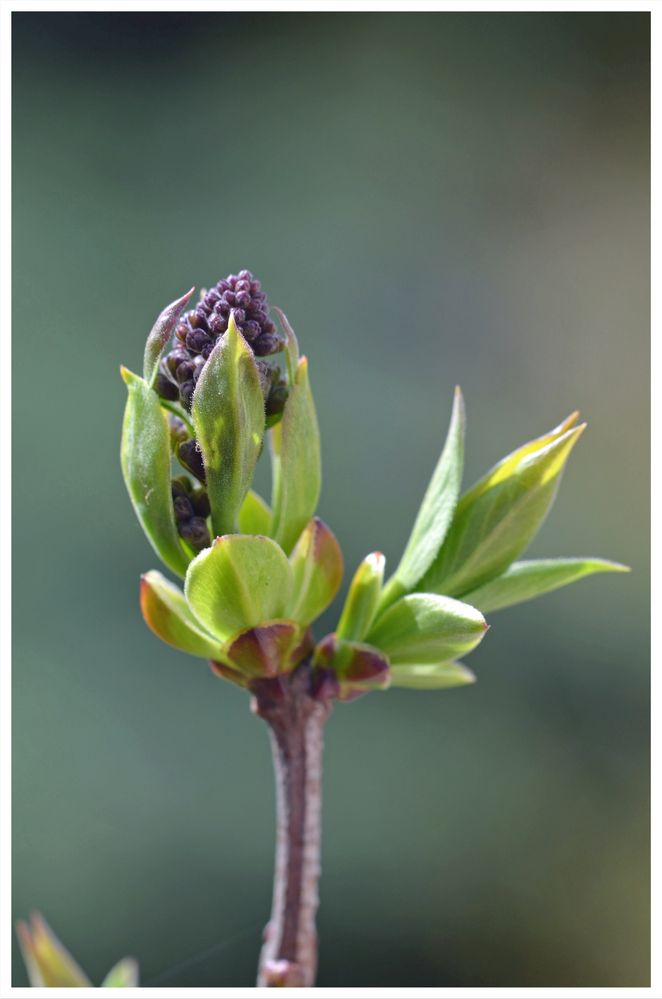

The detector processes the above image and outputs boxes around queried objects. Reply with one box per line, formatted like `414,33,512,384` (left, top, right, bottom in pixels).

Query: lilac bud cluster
171,477,211,552
155,269,288,416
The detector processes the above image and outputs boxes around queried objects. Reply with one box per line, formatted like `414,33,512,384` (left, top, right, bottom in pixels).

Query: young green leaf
101,958,140,988
140,570,224,660
390,661,476,690
366,593,487,665
16,913,92,988
288,518,344,626
120,368,190,578
336,552,385,642
238,489,272,536
192,315,265,536
460,557,630,613
270,356,321,555
419,422,586,597
380,387,465,611
143,287,195,388
185,534,293,642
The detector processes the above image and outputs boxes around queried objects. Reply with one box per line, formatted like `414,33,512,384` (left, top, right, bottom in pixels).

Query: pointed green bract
101,958,140,988
381,387,465,610
419,421,585,597
273,306,300,383
192,316,265,536
336,552,385,642
270,356,321,554
367,592,487,665
288,518,344,626
461,557,630,613
140,570,223,660
185,534,293,642
390,661,476,690
143,287,194,388
120,368,190,578
16,913,92,988
238,489,272,536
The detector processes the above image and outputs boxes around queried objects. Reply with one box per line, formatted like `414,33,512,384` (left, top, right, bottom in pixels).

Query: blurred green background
12,12,649,987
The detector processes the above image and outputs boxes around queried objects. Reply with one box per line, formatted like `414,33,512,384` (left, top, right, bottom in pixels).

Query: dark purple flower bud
243,320,261,342
253,332,284,356
180,380,196,409
266,379,289,417
178,516,211,551
165,348,189,376
155,370,179,401
175,360,195,384
173,493,194,523
186,328,211,354
191,487,211,518
169,415,189,449
209,312,228,334
157,268,287,415
192,356,205,383
178,438,206,483
171,475,192,496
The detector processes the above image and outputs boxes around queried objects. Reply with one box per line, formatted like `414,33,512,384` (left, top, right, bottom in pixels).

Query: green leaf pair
16,913,138,988
331,390,627,694
141,519,343,682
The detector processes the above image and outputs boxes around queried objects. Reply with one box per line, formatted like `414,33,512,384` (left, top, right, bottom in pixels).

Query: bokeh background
12,11,649,987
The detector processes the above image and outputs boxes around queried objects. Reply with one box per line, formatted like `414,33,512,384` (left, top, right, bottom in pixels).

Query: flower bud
156,269,287,413
178,438,206,483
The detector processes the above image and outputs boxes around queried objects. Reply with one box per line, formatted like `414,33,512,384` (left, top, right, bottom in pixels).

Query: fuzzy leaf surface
288,518,344,626
185,534,293,642
367,592,487,665
192,316,265,536
270,356,321,554
336,552,385,642
140,570,223,659
120,368,189,577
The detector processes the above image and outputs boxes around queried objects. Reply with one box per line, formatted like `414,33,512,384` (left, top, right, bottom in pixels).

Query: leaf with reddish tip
120,368,190,578
314,634,390,700
336,552,385,642
143,287,195,387
288,518,343,626
238,489,272,535
185,534,293,642
390,661,476,690
192,315,265,536
101,958,140,987
270,356,321,554
367,593,487,665
140,570,223,660
16,913,92,987
226,620,313,677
